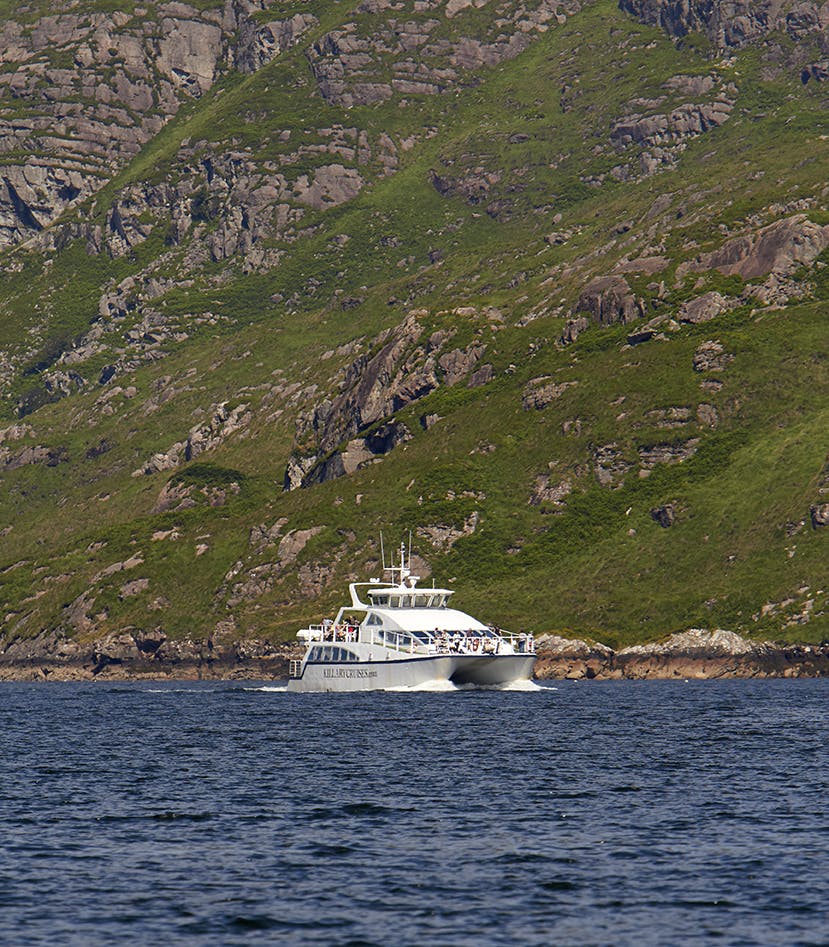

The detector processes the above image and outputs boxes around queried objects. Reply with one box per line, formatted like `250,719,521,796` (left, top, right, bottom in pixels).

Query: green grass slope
1,0,828,647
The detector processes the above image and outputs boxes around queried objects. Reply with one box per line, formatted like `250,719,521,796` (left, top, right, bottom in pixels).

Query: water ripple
1,679,828,945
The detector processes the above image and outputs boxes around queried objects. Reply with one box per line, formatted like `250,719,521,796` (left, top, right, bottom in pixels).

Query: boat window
401,595,413,608
372,594,389,606
365,612,382,626
388,596,399,608
309,646,321,661
414,594,429,608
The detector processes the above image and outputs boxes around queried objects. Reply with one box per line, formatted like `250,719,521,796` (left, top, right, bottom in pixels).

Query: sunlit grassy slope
1,0,828,647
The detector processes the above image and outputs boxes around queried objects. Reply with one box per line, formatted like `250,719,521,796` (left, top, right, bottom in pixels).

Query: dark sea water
1,679,828,946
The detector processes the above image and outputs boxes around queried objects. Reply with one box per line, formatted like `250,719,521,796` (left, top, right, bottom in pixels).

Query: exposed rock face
698,215,829,280
559,316,590,346
0,444,66,471
619,0,828,49
802,61,829,83
650,502,676,527
576,275,645,326
534,635,614,679
529,476,572,510
810,504,829,528
284,312,488,489
522,377,577,410
235,12,318,73
134,401,251,477
307,0,583,108
593,443,633,488
0,3,277,249
417,512,480,551
639,438,699,469
611,100,733,149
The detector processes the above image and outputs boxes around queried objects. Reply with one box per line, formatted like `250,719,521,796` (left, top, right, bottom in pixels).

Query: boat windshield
369,592,450,608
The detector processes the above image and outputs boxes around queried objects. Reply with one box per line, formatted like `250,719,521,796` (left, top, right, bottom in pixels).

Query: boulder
693,340,733,372
650,503,676,527
639,438,699,469
559,316,589,346
810,504,829,528
678,291,728,324
576,275,645,326
593,442,633,488
522,377,577,410
529,476,572,510
802,61,829,84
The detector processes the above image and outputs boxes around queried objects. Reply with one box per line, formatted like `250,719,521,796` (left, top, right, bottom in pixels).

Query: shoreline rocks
2,627,828,682
534,628,829,680
0,628,302,682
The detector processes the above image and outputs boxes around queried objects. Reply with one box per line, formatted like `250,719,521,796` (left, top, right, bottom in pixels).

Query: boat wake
455,679,550,692
383,679,459,692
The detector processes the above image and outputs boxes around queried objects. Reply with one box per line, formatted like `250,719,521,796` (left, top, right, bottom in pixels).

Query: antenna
380,532,385,570
408,529,412,568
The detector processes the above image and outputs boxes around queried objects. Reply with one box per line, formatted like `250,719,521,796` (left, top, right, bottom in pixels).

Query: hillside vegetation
1,0,828,651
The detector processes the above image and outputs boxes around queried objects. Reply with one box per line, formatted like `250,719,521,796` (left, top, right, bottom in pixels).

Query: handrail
306,623,535,654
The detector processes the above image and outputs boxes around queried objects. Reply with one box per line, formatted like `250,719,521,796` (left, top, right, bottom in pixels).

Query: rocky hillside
1,0,829,656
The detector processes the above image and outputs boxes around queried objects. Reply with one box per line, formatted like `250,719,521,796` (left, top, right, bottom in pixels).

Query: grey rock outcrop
619,0,828,49
307,0,582,109
235,12,318,73
810,504,829,528
650,502,677,527
134,401,251,477
678,291,729,324
611,100,733,149
697,215,829,280
693,340,734,372
576,275,645,326
0,2,315,250
284,312,488,489
522,377,577,410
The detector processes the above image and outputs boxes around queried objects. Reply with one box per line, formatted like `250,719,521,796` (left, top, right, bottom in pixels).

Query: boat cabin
366,588,452,609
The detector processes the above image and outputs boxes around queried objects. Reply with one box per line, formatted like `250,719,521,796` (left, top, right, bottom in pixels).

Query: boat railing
368,628,432,655
497,631,536,654
365,629,535,655
308,622,361,644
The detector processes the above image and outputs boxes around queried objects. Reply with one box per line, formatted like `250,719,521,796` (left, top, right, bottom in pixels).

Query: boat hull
287,653,535,692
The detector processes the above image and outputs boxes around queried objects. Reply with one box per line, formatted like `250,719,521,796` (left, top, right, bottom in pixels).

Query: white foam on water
383,679,459,692
494,679,550,692
457,679,552,692
244,685,288,693
142,688,214,694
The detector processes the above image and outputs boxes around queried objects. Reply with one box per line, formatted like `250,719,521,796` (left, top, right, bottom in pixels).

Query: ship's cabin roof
366,587,453,609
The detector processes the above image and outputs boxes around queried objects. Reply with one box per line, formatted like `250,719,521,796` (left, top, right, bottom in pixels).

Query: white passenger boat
287,544,535,692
